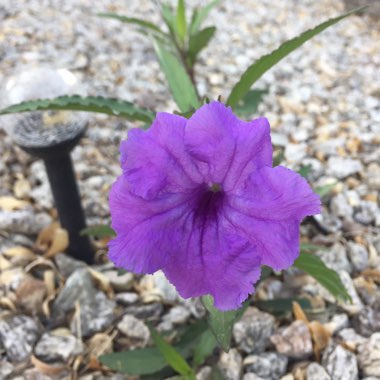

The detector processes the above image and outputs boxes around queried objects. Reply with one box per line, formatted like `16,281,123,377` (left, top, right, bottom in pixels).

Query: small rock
54,253,87,278
103,270,134,291
353,307,380,337
327,157,363,179
218,348,242,380
16,276,47,314
330,193,353,218
117,315,149,346
152,271,179,304
34,331,83,362
159,305,191,331
115,292,139,305
337,328,366,350
124,303,163,320
196,366,212,380
324,314,349,334
347,242,369,272
0,209,52,234
53,268,116,337
316,243,351,273
233,307,275,354
355,201,378,225
242,374,266,380
358,333,380,377
243,352,288,380
0,360,14,378
338,270,364,314
270,320,313,359
306,362,331,380
0,315,40,362
322,343,358,380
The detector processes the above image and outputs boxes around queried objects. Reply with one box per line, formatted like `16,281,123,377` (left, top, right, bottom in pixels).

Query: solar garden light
3,68,93,263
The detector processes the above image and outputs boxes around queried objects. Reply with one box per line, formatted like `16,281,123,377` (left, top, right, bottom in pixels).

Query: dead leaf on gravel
293,301,309,323
31,355,67,376
88,269,114,298
36,222,69,257
43,270,56,297
0,297,16,311
0,196,29,211
309,320,331,361
3,246,36,265
87,331,116,358
13,177,31,199
361,269,380,284
0,255,12,271
16,276,47,314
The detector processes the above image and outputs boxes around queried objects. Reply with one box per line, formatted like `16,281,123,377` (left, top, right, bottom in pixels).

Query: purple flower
109,101,321,311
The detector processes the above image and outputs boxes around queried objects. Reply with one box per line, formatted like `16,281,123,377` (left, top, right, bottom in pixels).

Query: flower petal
184,101,272,189
108,175,194,273
162,204,262,311
120,112,202,199
226,166,321,270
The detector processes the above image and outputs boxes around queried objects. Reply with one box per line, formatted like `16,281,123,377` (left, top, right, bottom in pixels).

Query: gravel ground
0,1,379,379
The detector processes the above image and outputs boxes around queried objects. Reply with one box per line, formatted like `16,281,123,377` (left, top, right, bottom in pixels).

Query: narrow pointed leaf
161,3,177,35
80,225,116,238
153,39,200,112
149,326,194,378
188,26,216,66
202,295,248,352
176,0,187,44
294,252,351,302
190,0,220,35
193,330,217,367
227,7,366,108
234,89,267,118
0,95,155,123
314,182,336,197
99,321,207,375
97,13,167,37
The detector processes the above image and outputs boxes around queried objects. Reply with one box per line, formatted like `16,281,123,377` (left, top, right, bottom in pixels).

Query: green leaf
193,330,217,367
99,348,165,375
227,7,366,109
300,243,326,252
161,3,177,35
80,225,116,238
149,326,195,378
298,164,312,178
294,252,351,302
153,38,200,112
0,95,155,123
188,26,216,66
176,0,187,44
97,13,167,37
201,295,248,352
235,89,268,118
256,297,312,316
190,0,220,35
273,150,284,166
314,182,336,197
99,321,207,375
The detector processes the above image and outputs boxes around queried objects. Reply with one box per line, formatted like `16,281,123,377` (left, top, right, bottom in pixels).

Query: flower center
209,183,222,193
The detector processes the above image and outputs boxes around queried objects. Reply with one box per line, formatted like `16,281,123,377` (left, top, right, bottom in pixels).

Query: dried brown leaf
309,320,331,361
31,355,67,376
0,196,29,211
13,178,31,199
293,301,309,323
43,270,56,297
36,222,69,257
88,269,114,298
